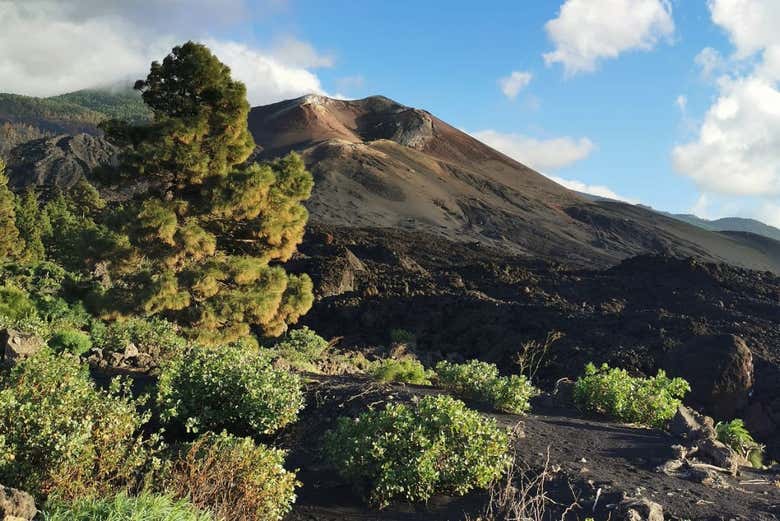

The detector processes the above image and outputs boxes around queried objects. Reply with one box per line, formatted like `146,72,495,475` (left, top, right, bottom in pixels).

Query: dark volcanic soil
290,224,780,460
282,375,780,521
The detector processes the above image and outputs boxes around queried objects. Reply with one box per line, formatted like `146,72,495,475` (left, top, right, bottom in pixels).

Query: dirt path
284,376,780,521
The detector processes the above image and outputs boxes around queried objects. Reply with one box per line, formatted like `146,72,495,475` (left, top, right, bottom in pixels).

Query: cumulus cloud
672,0,780,199
0,0,329,105
498,71,532,100
548,175,639,204
543,0,674,75
695,47,724,78
472,130,594,171
471,129,635,202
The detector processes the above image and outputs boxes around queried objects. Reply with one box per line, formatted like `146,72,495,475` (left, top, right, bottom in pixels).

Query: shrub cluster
0,350,159,499
164,432,298,521
42,492,213,521
324,394,510,507
267,326,329,372
573,362,690,428
370,358,432,385
435,360,539,414
157,344,304,435
91,317,187,362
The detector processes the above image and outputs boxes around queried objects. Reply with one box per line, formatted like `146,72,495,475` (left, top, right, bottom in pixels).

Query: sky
1,0,779,227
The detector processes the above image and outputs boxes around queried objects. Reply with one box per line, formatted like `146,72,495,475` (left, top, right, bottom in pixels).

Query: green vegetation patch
574,362,690,428
42,492,213,521
435,360,539,414
324,394,510,507
157,344,304,435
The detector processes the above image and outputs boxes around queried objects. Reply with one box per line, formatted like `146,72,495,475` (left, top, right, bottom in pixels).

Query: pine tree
15,188,47,263
103,42,314,343
0,160,22,260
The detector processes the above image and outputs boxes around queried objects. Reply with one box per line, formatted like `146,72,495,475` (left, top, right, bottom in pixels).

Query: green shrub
715,419,764,468
434,360,539,414
267,326,329,371
324,394,510,507
157,345,304,435
42,492,213,521
389,328,415,345
49,328,93,356
370,358,432,385
0,350,159,499
164,432,298,521
92,317,187,362
0,284,37,322
574,362,690,428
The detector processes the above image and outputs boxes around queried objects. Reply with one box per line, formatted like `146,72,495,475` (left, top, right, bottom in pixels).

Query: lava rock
669,405,716,441
664,334,753,419
0,484,36,521
0,329,44,366
616,496,664,521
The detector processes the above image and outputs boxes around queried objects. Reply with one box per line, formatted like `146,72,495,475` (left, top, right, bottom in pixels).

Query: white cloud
543,0,674,75
472,130,594,171
673,0,780,200
676,95,687,111
548,175,639,203
0,1,328,105
498,71,532,100
695,47,724,78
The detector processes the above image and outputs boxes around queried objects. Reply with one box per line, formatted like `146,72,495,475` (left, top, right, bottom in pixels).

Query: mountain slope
249,95,780,273
670,214,780,242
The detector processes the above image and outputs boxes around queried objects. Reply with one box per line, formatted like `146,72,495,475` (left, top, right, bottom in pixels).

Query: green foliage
49,328,92,356
389,328,415,345
268,326,329,371
15,188,47,262
42,191,132,272
157,344,304,435
324,395,510,507
0,160,21,260
164,432,298,521
50,88,151,124
0,263,92,336
435,360,539,414
42,492,213,521
0,350,159,499
92,317,187,362
715,419,764,468
371,358,432,385
99,42,314,344
574,363,691,428
0,283,37,322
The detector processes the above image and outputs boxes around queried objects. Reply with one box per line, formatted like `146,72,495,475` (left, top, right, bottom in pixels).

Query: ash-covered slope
249,95,780,273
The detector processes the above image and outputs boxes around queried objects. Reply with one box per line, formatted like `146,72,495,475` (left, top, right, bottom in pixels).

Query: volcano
248,94,780,273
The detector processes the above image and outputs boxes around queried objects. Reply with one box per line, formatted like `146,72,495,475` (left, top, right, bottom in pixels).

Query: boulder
696,437,740,475
669,405,716,441
616,496,664,521
0,484,36,521
663,334,753,419
0,329,44,366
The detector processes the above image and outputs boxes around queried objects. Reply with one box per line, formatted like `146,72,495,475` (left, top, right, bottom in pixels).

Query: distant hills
2,89,780,273
665,214,780,243
0,88,149,155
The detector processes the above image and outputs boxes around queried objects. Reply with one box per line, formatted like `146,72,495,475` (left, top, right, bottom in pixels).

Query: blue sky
2,0,779,226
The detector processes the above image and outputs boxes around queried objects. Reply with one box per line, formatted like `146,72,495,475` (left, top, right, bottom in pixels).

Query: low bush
389,328,415,345
157,344,304,435
715,419,764,468
0,350,159,499
370,358,432,385
267,326,329,372
164,432,298,521
574,362,690,428
92,317,187,362
435,360,539,414
42,492,213,521
0,284,38,323
324,394,510,507
48,328,92,356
